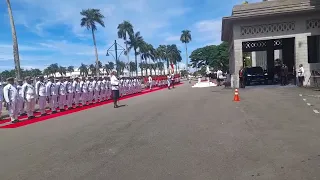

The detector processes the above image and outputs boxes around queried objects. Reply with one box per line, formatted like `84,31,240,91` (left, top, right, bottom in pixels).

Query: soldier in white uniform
46,76,58,113
3,77,19,123
56,77,67,111
0,78,3,119
35,76,47,116
22,76,36,119
16,79,25,116
96,77,102,102
87,77,94,104
107,77,111,100
65,77,74,109
148,75,153,90
91,77,97,103
80,77,88,106
73,77,81,107
101,77,107,101
110,71,120,108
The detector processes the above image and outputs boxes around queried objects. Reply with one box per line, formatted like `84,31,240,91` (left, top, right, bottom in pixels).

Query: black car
244,67,268,85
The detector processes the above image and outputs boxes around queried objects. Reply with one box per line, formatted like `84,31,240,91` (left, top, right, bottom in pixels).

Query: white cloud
165,35,180,42
193,19,222,45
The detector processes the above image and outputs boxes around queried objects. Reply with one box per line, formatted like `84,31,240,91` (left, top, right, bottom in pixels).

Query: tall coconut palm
127,31,144,76
140,42,155,76
6,0,21,79
80,9,105,77
129,61,137,76
117,21,134,73
180,30,192,71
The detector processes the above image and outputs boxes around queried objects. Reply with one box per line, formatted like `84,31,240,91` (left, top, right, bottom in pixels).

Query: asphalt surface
1,82,320,180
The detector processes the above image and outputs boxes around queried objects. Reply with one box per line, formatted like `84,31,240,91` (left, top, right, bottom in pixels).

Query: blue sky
0,0,260,71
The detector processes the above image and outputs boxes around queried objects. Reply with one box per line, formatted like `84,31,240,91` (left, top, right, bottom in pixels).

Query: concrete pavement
0,83,320,179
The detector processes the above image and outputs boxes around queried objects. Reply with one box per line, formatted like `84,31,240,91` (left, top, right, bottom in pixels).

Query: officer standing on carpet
110,71,120,108
22,76,36,119
35,75,47,116
3,77,19,123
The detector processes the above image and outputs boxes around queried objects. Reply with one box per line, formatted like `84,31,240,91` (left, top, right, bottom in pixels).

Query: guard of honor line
0,72,181,124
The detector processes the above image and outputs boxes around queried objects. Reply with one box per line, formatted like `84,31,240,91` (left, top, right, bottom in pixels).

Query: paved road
0,83,320,180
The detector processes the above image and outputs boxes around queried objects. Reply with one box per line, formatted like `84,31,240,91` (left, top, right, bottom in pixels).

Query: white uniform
65,81,73,108
22,82,36,117
56,81,67,110
95,80,101,101
92,80,97,102
3,83,19,121
119,79,124,97
16,84,25,115
106,80,111,100
87,80,94,104
46,80,58,112
101,79,106,101
35,81,47,115
110,75,120,90
0,83,3,118
80,80,88,105
148,76,153,90
73,81,81,106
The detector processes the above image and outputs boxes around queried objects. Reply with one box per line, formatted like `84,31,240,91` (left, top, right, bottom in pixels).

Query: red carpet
0,83,182,129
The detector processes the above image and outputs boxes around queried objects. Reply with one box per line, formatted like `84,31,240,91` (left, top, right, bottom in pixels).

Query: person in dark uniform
284,64,288,85
239,66,245,88
280,64,288,86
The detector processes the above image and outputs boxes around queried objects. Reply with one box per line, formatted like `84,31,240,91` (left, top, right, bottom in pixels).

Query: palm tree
140,42,155,76
6,0,21,79
89,64,96,75
48,63,59,77
127,31,144,76
43,68,51,77
58,66,67,77
150,64,157,75
103,64,110,75
117,21,134,73
139,63,146,77
157,62,164,75
180,30,192,71
129,61,137,76
118,61,126,75
108,61,115,72
67,66,74,76
80,9,105,77
79,63,88,77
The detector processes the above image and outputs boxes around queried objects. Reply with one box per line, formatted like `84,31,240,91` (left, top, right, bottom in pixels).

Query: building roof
221,0,320,41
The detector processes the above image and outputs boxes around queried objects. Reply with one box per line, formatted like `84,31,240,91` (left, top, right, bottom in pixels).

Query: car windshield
246,67,263,74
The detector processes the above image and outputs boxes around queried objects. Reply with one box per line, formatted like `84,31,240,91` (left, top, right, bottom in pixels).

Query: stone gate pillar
231,40,243,88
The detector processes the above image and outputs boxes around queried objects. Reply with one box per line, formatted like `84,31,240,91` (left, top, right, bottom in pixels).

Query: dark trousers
239,77,245,88
171,80,175,88
298,76,304,87
112,90,119,105
281,76,287,85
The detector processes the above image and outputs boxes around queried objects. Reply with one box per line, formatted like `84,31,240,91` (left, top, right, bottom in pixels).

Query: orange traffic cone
233,89,240,102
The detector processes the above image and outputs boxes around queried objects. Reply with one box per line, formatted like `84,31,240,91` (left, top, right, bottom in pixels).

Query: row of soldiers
0,74,180,123
0,76,144,123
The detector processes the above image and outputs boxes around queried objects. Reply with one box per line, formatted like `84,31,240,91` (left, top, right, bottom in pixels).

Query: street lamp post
106,40,125,77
